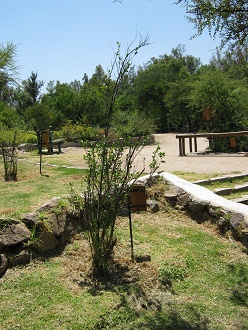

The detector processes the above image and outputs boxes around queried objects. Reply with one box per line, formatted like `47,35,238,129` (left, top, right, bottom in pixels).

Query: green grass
1,211,248,329
0,154,248,329
0,159,87,218
196,175,248,200
173,171,248,200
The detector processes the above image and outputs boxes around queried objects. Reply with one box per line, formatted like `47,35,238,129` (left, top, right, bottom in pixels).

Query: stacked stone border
0,196,79,276
136,173,248,249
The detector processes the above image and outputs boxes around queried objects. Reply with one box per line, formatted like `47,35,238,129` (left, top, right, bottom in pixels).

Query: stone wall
0,197,79,276
136,173,248,249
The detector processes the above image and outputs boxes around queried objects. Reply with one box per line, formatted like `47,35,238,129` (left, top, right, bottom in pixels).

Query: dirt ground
139,134,248,175
62,133,248,175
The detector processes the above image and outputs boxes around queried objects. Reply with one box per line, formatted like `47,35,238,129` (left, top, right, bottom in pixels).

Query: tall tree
133,46,201,132
176,0,248,47
24,71,44,105
190,68,248,132
0,42,20,103
210,45,248,80
14,72,44,114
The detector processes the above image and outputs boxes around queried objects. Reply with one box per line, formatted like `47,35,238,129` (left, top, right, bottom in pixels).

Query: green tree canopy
0,42,20,103
14,72,44,115
176,0,248,47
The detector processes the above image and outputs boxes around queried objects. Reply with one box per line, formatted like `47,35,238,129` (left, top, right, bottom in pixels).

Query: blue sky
1,0,220,88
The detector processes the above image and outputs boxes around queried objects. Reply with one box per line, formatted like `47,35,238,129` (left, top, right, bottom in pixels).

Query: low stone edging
17,135,155,153
136,172,248,249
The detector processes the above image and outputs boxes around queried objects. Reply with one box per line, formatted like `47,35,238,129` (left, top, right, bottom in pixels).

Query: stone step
193,173,248,186
232,195,248,205
213,183,248,196
234,183,248,192
214,188,233,196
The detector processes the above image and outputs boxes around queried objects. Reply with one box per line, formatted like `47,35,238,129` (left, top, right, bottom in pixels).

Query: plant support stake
128,196,134,262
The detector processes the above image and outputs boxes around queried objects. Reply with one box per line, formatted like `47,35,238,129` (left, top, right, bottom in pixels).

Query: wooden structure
129,184,147,212
37,129,64,154
176,131,248,156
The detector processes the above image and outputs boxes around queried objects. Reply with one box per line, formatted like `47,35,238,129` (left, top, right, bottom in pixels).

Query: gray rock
188,199,207,213
0,254,8,276
18,143,37,152
60,215,79,246
230,213,247,230
22,212,40,226
164,193,177,204
147,200,159,213
177,193,188,207
8,250,31,266
44,212,67,238
241,228,248,248
34,226,59,253
0,222,31,249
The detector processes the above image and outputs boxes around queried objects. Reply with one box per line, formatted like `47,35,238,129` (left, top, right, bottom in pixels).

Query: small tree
71,36,164,278
0,128,20,181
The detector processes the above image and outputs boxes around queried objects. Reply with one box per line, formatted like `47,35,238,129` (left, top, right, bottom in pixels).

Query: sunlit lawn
0,152,248,329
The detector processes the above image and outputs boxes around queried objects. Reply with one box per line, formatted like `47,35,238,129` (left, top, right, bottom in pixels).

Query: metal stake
128,195,134,262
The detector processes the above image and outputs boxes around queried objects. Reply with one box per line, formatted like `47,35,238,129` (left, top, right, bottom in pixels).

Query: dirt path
61,133,248,175
139,134,248,175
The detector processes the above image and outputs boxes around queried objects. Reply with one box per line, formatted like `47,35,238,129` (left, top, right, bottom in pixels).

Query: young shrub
71,36,165,278
0,128,20,181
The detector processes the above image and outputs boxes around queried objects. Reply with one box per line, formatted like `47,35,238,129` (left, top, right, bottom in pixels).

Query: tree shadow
229,263,248,307
73,260,212,330
142,308,210,330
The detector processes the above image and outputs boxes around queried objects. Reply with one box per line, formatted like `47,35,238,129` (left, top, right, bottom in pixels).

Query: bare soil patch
58,133,248,175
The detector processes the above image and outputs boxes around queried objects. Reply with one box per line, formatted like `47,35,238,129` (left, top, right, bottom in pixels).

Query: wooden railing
175,131,248,156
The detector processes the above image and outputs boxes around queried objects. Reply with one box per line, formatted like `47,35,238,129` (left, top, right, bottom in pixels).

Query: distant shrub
55,121,99,142
19,131,37,144
113,110,156,138
209,136,248,153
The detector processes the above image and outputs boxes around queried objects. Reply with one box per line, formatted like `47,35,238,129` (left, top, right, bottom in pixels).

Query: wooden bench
37,129,64,154
176,131,248,156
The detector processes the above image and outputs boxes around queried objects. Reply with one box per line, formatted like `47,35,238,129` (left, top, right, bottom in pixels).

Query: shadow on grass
229,263,248,307
141,308,210,330
74,261,212,330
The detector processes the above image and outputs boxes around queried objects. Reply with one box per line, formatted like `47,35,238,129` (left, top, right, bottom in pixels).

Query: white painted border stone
135,172,248,224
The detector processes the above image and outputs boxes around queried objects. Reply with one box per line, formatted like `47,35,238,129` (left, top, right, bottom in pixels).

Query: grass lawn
0,151,248,329
0,155,87,218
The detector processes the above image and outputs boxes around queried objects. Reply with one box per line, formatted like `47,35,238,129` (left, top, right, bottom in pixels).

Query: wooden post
194,137,197,152
189,138,192,153
230,137,236,148
182,137,186,156
128,199,134,262
128,184,147,261
178,137,182,156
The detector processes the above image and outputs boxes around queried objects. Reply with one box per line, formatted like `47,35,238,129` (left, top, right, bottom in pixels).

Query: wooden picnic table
175,131,248,156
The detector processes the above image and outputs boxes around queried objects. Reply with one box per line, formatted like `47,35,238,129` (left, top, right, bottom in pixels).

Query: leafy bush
19,131,37,144
55,121,99,142
113,110,156,137
0,128,20,181
0,102,22,128
209,136,248,153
